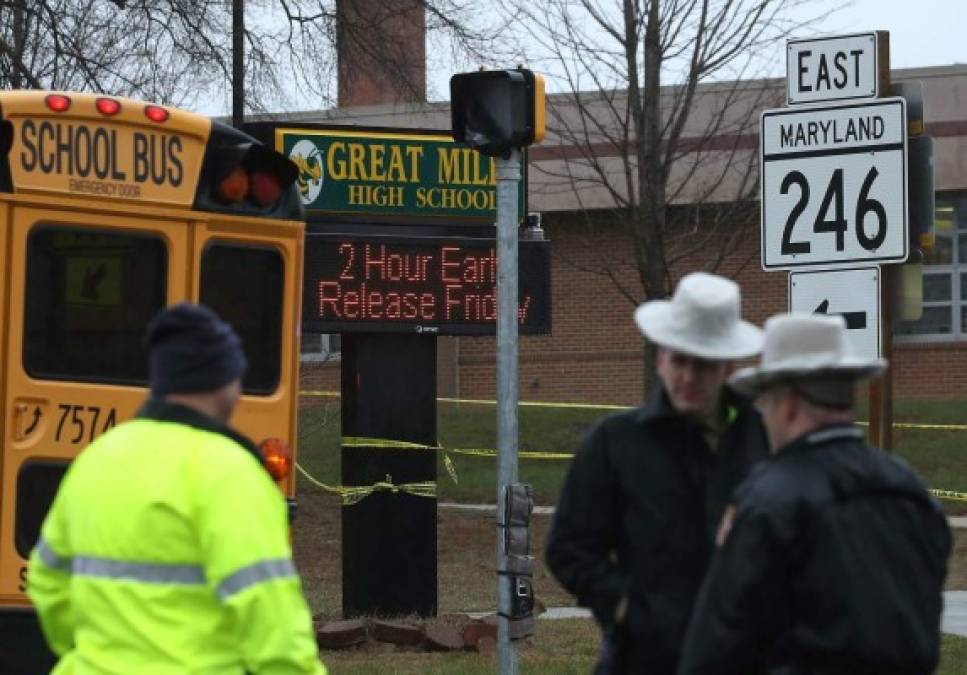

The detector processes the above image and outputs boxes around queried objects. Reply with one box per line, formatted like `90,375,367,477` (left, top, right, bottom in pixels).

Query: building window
896,194,967,340
24,226,167,384
300,333,341,362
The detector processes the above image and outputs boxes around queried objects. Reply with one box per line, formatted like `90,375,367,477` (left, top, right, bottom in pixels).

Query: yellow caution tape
299,390,340,398
295,464,436,506
342,436,459,484
303,390,967,431
930,489,967,503
301,390,627,411
448,447,577,460
341,436,575,460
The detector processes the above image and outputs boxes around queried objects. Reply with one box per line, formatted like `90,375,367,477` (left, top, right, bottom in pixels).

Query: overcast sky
810,0,964,71
206,0,965,116
426,0,967,105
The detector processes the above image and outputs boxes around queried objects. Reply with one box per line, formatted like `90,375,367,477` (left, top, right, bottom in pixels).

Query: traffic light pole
496,149,521,674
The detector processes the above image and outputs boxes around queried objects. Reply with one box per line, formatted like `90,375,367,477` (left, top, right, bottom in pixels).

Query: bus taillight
216,166,249,204
258,438,293,481
95,98,121,116
44,95,71,113
144,105,169,123
249,171,282,207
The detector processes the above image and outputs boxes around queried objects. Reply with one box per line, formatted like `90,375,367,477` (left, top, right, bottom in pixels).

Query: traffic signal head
194,121,301,217
450,69,546,158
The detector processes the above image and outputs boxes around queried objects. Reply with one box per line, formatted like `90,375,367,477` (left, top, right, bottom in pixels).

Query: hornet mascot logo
288,139,324,206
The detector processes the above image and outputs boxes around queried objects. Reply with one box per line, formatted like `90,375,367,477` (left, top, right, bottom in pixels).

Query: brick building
297,63,967,406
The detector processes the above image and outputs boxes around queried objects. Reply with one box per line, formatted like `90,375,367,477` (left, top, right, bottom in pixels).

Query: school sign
275,128,525,221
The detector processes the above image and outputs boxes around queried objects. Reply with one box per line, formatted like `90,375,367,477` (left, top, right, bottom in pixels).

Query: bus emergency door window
23,226,167,385
200,244,284,395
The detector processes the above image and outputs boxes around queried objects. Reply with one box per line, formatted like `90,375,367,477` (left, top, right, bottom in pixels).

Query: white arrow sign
789,266,881,359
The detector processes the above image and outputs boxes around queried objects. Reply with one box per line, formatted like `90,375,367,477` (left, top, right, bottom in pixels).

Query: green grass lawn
296,395,967,507
294,395,967,672
312,620,967,674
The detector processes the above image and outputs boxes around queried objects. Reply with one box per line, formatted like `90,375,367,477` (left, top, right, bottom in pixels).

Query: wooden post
869,31,894,451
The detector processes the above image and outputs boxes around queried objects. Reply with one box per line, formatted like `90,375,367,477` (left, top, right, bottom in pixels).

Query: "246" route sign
760,97,908,270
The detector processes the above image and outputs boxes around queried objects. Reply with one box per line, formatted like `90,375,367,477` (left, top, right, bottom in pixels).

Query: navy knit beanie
145,303,247,396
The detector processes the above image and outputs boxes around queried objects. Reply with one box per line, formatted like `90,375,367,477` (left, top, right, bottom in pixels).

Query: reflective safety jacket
27,399,326,675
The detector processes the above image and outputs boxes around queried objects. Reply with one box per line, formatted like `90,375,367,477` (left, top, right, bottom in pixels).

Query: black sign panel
303,234,551,335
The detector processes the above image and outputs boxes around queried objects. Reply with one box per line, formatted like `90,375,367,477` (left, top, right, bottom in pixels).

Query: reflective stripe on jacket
27,399,326,675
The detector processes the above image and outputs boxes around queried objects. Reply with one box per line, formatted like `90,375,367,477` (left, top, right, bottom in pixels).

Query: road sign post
763,30,905,451
451,68,546,675
495,149,521,674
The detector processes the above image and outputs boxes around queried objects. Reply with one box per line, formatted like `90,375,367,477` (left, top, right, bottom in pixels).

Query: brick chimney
337,0,427,107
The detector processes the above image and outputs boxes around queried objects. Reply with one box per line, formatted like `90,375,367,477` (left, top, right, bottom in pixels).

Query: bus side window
200,244,284,395
23,226,167,385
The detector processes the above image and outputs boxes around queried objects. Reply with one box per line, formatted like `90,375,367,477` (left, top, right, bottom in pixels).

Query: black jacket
545,387,769,674
678,424,952,675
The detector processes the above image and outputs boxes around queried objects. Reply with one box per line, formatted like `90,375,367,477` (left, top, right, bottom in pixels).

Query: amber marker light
259,438,293,481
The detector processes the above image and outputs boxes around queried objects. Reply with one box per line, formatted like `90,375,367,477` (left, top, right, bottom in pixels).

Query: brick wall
449,213,967,405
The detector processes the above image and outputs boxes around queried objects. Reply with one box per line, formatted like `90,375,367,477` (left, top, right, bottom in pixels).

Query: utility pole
232,0,244,129
495,148,521,673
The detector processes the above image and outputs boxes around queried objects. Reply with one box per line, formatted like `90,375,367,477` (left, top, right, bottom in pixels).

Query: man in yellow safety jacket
27,302,326,674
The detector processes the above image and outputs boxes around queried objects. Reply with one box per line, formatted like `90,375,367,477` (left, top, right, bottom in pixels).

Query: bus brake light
144,105,169,123
45,95,71,113
216,166,249,203
96,98,122,116
259,438,293,481
249,171,282,207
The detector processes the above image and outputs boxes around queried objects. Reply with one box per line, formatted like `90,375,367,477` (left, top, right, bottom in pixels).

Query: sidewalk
943,592,967,637
529,594,967,636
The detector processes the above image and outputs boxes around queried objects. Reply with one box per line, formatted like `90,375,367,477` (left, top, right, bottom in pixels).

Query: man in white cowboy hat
546,272,769,675
678,313,951,675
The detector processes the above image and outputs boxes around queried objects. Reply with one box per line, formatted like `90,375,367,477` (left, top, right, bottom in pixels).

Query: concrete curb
468,594,967,636
440,502,967,528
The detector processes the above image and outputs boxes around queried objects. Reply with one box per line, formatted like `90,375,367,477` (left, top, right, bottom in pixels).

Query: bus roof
0,91,303,221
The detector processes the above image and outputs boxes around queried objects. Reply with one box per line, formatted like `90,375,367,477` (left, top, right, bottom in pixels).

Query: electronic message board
303,234,551,335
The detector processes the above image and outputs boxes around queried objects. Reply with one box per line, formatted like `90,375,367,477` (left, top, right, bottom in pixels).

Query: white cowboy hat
633,272,763,361
729,313,887,396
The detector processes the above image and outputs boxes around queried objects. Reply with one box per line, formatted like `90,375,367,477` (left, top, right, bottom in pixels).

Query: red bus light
144,105,169,123
95,98,122,116
259,438,293,481
216,166,249,203
249,171,282,207
45,95,71,113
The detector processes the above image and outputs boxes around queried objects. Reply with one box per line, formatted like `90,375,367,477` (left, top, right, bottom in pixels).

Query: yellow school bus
0,91,304,669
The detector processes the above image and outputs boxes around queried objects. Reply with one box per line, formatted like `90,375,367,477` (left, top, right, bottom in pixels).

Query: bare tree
0,0,502,113
500,0,830,386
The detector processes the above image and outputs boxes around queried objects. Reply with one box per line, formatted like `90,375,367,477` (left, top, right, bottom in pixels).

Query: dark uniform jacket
678,424,952,675
545,387,769,674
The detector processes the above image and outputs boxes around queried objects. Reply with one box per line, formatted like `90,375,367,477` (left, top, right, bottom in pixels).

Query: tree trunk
636,0,669,397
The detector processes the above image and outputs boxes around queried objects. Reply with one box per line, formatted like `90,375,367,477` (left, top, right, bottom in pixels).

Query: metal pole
496,149,521,674
232,0,244,129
